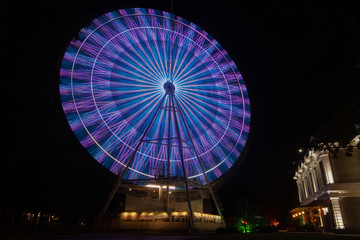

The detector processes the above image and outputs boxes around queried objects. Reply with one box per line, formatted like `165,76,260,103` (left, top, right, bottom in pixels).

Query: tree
230,198,267,233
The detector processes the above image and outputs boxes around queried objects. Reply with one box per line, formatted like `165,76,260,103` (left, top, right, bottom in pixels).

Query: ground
2,232,360,240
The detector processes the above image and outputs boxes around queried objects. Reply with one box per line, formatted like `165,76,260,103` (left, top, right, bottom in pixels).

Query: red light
270,219,279,227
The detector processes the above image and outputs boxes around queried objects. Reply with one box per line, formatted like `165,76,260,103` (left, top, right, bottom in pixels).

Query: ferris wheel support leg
173,96,226,228
93,95,166,228
165,95,172,212
171,95,195,231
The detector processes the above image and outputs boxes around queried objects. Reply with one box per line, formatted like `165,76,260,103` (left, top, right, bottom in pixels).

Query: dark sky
2,0,360,225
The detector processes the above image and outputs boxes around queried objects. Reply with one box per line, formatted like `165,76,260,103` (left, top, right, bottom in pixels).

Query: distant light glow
60,8,251,183
145,184,176,190
330,197,345,229
145,184,160,188
322,207,328,215
236,217,254,233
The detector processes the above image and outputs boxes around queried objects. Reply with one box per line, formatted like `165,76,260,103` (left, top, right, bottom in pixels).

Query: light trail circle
59,8,251,183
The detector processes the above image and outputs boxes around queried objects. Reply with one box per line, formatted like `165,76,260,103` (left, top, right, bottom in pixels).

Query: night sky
2,0,360,226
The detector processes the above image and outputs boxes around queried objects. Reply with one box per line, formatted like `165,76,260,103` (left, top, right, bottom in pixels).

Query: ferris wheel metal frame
96,80,224,229
60,8,251,230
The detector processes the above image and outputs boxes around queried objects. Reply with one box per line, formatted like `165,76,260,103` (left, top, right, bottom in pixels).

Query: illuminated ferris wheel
60,8,250,225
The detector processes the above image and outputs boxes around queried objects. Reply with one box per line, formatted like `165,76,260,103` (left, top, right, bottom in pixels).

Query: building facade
101,181,225,232
292,135,360,232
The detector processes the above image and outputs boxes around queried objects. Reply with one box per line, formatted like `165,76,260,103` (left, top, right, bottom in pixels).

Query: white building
292,135,360,232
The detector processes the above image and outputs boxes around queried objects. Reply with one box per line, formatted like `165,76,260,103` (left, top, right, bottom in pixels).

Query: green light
235,218,256,233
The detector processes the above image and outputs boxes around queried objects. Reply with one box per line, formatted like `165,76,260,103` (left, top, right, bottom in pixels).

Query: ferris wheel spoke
181,90,221,110
146,29,170,80
180,100,221,126
116,89,160,107
181,86,224,101
111,52,162,84
142,28,173,80
112,63,160,84
171,34,192,74
175,98,215,144
112,39,163,81
179,75,223,86
178,92,227,127
177,96,214,130
172,44,201,81
93,35,162,83
160,32,172,79
101,97,163,142
140,44,167,81
173,46,211,83
176,94,228,150
121,31,167,81
110,82,157,92
94,88,158,113
173,96,214,182
119,93,163,124
176,64,215,86
113,88,159,99
116,93,166,149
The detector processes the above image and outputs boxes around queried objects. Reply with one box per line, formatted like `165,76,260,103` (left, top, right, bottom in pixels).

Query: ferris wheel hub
164,81,175,95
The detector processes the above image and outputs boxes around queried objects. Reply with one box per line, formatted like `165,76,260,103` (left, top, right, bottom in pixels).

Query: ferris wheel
60,8,250,186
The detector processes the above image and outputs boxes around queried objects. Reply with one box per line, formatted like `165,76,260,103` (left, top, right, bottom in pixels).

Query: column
315,163,324,189
330,197,345,229
321,154,334,184
310,168,318,193
303,177,309,198
297,182,303,202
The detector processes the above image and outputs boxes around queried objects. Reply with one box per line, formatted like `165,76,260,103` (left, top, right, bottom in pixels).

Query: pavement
49,232,360,240
2,232,360,240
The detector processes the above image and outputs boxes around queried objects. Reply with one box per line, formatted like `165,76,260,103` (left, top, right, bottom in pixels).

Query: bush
216,227,238,234
297,224,315,232
254,226,278,233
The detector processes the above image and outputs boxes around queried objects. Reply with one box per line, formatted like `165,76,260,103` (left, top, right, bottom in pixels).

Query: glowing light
322,207,328,215
59,8,250,183
270,219,279,227
236,217,254,233
172,211,188,215
145,184,176,190
330,197,345,229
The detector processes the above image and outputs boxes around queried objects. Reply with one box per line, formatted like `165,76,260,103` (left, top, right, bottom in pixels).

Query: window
171,212,188,222
154,212,169,222
121,212,137,222
138,212,153,222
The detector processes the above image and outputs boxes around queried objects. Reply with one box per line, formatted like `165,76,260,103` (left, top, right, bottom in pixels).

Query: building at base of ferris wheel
292,135,360,233
99,179,225,232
